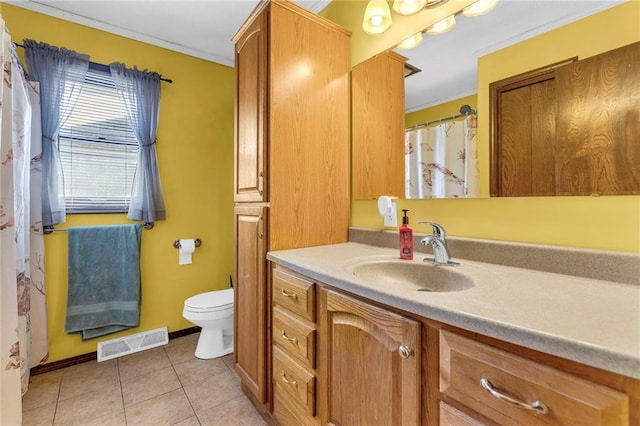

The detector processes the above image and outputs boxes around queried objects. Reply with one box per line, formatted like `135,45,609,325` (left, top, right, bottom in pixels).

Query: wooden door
490,65,559,197
234,204,268,403
320,289,421,426
234,11,267,203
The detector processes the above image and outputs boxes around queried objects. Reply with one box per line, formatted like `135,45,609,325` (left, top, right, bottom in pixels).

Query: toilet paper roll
179,239,196,265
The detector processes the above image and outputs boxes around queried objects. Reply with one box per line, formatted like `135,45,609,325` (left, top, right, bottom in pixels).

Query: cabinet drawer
273,267,316,321
274,391,320,426
273,345,316,416
273,305,317,369
440,330,629,426
440,402,485,426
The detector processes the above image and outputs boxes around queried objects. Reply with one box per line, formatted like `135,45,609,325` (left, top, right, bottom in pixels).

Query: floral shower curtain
405,115,479,198
1,17,48,425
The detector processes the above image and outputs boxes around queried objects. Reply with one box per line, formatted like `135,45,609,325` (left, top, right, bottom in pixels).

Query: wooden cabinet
234,9,267,203
440,330,631,425
318,288,421,426
272,266,319,426
233,205,268,402
233,0,350,409
261,264,639,426
351,51,407,199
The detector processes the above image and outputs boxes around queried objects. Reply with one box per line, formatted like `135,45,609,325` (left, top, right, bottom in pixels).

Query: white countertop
267,242,640,379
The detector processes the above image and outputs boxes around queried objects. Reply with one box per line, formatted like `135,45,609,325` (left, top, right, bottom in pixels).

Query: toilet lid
185,288,234,310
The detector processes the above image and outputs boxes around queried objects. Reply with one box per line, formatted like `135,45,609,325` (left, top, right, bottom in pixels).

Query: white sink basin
343,256,475,292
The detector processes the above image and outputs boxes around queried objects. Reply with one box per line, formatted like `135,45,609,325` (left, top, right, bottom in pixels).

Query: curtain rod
405,104,477,132
14,43,172,83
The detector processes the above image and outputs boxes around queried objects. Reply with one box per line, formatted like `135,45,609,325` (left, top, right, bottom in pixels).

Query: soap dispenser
399,209,413,260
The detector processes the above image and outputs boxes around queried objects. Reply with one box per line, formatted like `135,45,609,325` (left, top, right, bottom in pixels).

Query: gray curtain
109,63,166,222
23,40,89,227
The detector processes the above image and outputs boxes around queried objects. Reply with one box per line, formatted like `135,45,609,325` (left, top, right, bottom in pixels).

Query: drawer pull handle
281,330,298,344
281,371,297,387
480,379,549,415
281,289,298,299
398,345,414,359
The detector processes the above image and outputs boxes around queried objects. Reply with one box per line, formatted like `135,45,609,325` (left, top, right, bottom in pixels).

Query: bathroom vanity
265,239,640,426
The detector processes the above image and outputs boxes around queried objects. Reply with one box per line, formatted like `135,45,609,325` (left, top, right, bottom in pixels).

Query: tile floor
22,333,267,426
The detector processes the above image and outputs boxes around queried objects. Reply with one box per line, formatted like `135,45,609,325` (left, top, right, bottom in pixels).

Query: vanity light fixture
462,0,499,17
367,0,499,48
396,32,424,50
362,0,393,35
426,14,456,35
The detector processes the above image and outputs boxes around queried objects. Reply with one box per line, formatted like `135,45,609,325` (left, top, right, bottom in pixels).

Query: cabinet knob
480,378,548,415
398,345,414,359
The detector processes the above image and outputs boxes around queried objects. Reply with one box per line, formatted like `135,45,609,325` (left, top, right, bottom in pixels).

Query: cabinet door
234,205,268,402
234,12,267,203
320,289,420,426
351,51,406,199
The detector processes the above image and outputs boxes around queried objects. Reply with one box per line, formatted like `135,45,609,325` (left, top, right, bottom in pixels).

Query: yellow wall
405,94,477,128
2,4,236,361
351,1,640,253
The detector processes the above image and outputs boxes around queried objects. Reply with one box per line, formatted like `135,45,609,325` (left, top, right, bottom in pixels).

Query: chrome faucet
419,222,459,266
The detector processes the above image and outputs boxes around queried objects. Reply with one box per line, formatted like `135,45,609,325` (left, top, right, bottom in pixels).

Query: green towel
65,224,142,340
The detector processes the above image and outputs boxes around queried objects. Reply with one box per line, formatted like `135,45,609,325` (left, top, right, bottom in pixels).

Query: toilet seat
184,289,233,313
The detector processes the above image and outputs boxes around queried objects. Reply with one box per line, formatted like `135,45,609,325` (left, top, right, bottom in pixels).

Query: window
59,65,138,213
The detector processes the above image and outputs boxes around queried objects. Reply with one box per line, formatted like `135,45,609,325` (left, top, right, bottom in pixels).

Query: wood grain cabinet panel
273,346,316,416
233,205,268,403
234,12,267,203
320,288,421,426
273,305,316,369
439,401,486,426
352,51,407,199
272,267,316,322
440,330,629,425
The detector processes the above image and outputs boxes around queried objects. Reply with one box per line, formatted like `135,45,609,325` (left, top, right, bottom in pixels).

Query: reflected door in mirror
491,42,640,197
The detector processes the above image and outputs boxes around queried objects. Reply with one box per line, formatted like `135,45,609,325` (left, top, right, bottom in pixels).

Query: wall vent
97,326,168,362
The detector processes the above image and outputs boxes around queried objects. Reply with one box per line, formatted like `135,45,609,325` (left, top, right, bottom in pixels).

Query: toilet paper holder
173,239,202,249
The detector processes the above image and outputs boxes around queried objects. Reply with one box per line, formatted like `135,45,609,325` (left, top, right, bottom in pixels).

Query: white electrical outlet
383,202,398,227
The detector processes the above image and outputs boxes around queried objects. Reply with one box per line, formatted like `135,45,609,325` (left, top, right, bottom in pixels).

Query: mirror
323,0,632,199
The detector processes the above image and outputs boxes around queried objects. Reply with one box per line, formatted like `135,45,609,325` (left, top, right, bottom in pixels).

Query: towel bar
44,222,154,234
173,239,202,249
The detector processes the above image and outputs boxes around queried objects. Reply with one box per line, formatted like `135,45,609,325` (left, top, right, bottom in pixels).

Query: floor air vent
97,326,169,362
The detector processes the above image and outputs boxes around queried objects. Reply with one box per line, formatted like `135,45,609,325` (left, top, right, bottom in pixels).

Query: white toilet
182,288,234,359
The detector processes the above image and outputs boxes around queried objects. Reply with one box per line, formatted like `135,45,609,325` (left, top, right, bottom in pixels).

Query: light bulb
396,32,424,50
362,0,393,35
393,0,427,16
462,0,499,17
426,15,456,35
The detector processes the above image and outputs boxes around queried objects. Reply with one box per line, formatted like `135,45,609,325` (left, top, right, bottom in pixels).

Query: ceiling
7,0,626,111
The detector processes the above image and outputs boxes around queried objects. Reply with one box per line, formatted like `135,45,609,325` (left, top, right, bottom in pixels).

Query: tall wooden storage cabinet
232,0,350,410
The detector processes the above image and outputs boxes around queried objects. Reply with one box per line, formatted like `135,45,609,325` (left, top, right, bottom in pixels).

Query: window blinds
59,67,138,213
